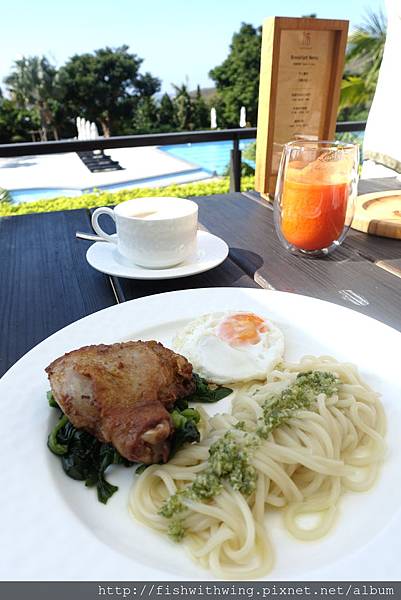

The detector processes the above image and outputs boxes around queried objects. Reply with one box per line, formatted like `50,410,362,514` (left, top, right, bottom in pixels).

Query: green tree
173,83,193,130
339,10,386,114
4,55,59,140
133,96,160,133
58,45,161,136
209,23,261,127
192,86,209,130
0,90,39,143
136,72,161,98
159,93,177,130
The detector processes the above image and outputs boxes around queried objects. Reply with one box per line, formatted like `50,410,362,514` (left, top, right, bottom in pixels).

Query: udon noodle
130,356,386,579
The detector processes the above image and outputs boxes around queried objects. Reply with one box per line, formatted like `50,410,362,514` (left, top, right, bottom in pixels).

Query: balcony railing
0,121,366,193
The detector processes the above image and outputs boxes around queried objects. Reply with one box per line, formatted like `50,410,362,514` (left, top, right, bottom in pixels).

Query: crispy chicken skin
45,340,195,464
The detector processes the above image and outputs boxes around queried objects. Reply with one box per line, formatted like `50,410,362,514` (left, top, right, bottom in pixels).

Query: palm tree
5,56,59,140
340,10,387,110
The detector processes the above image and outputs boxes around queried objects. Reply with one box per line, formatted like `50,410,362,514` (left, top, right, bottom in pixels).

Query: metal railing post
230,138,241,192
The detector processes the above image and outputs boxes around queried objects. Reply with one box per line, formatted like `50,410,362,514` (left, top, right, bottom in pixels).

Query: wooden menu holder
255,17,349,199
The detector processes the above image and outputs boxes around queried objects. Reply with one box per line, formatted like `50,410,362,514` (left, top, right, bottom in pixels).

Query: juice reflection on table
280,159,350,251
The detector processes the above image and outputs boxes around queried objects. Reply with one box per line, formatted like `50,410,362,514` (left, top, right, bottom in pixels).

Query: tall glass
274,141,359,256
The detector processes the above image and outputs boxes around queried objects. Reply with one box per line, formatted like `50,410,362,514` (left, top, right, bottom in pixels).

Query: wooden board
255,17,349,199
352,190,401,239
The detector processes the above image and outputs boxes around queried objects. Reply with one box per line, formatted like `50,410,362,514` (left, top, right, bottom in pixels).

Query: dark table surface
1,177,401,377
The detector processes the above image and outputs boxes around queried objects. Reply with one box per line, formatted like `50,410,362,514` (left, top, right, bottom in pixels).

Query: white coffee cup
91,197,198,268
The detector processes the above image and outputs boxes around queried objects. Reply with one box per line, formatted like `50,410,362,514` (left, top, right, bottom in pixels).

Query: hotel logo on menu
300,31,311,48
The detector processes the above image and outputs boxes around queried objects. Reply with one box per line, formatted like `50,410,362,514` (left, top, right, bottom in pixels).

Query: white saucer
86,230,229,280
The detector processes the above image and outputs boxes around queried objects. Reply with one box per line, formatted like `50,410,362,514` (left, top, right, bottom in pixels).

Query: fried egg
173,311,284,384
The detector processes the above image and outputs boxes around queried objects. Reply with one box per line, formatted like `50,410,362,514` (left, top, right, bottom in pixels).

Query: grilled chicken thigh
46,341,195,463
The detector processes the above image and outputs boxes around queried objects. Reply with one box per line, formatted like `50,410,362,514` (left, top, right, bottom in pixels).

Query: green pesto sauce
159,431,257,523
159,370,338,540
256,370,338,439
167,519,186,542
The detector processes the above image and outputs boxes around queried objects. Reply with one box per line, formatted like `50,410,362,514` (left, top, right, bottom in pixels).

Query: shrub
0,187,12,203
0,177,255,217
222,161,255,177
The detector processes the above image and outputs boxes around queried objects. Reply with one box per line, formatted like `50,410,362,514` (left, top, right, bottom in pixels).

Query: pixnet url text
98,584,395,599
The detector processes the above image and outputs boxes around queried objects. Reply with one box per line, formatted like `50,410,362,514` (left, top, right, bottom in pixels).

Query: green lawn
0,176,255,217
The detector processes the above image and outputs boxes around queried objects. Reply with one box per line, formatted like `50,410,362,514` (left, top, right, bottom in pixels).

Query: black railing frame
0,122,366,193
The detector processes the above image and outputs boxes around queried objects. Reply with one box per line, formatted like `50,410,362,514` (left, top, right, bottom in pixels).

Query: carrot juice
280,164,349,251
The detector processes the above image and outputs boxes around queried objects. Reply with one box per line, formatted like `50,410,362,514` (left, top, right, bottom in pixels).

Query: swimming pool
161,139,255,175
10,188,82,203
8,167,211,204
8,140,256,204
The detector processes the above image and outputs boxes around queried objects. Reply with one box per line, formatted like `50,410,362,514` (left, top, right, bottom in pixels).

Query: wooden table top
1,177,400,377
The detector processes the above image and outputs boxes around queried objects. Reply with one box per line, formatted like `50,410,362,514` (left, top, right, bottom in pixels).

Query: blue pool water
161,139,255,175
10,188,82,203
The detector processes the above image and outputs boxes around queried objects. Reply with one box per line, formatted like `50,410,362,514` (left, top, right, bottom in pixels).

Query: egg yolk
217,313,268,347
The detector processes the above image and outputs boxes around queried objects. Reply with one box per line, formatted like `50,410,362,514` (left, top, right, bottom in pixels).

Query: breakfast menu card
255,17,348,196
272,29,335,171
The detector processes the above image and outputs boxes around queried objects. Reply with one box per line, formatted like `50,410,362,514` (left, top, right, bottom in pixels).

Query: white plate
86,230,229,279
1,289,401,581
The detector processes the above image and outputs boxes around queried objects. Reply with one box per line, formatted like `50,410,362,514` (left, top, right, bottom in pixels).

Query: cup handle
91,207,117,243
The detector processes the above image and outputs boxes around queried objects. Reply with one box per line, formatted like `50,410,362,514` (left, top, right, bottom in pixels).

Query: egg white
173,311,285,384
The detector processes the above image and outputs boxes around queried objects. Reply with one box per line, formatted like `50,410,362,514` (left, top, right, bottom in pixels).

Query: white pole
210,107,217,129
240,106,246,128
84,120,91,140
90,122,98,140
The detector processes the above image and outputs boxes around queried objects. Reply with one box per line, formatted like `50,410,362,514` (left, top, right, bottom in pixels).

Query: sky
1,0,384,95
